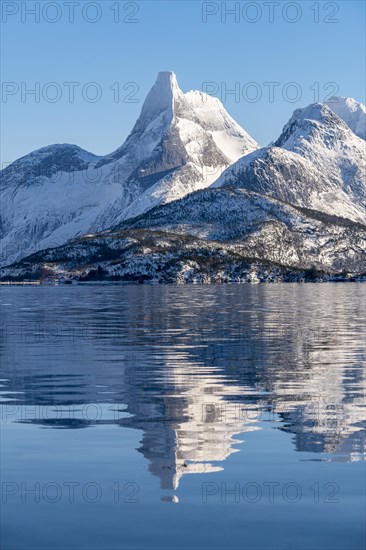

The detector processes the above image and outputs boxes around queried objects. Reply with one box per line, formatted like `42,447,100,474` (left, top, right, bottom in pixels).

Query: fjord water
1,285,365,550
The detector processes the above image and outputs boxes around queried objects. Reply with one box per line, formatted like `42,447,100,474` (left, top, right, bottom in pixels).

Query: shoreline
1,279,365,286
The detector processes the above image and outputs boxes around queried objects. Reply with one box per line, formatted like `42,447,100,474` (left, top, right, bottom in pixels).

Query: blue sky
1,0,365,163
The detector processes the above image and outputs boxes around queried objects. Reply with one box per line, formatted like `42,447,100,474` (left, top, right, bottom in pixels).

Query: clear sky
1,0,365,164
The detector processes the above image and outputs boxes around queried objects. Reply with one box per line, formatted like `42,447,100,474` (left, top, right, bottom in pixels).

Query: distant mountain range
1,72,365,283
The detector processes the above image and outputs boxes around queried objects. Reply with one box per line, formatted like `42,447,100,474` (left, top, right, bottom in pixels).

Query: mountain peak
136,71,183,128
273,102,350,149
155,70,178,87
285,103,334,125
154,71,181,101
325,96,366,140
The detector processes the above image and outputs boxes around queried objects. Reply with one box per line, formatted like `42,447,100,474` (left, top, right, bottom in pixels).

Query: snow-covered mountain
117,186,366,272
2,186,365,284
325,96,366,140
0,71,258,266
2,76,365,281
213,103,366,223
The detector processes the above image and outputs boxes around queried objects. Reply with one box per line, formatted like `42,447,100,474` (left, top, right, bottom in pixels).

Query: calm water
0,285,365,550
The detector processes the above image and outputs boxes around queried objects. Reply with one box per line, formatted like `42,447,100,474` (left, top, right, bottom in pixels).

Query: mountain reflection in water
1,284,365,497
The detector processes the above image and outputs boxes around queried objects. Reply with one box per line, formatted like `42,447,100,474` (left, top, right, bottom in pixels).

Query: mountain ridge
0,71,258,266
1,74,365,280
2,186,365,283
213,102,366,223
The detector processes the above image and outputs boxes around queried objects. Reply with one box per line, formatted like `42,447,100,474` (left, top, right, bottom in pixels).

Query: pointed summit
0,71,259,265
137,71,185,129
107,71,186,163
155,70,179,89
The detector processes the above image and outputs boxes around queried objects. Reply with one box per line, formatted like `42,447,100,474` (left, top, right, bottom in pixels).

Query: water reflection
1,285,365,497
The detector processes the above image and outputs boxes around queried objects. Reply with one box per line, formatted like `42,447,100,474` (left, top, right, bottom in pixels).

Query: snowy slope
0,72,258,266
118,186,366,272
2,187,365,283
213,103,366,223
325,97,366,140
118,74,258,220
